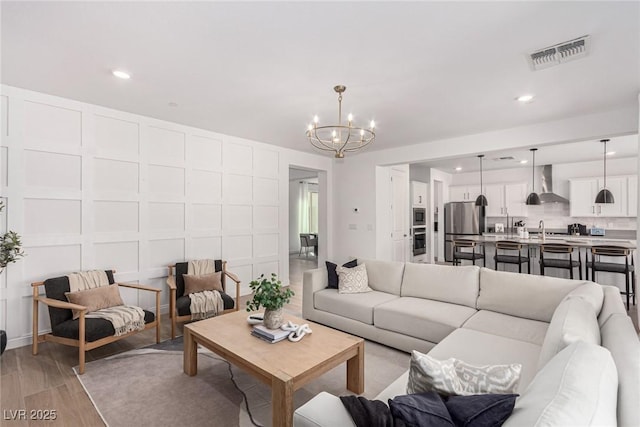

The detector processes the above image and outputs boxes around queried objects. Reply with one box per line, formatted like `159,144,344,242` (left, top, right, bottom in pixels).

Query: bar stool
587,245,636,310
453,239,485,266
494,240,530,274
539,243,582,280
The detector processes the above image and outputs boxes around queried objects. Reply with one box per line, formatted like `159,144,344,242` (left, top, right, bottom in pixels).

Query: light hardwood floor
0,256,313,426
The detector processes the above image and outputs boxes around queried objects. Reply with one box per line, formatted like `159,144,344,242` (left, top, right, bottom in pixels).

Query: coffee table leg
272,375,294,427
183,327,197,376
346,340,364,394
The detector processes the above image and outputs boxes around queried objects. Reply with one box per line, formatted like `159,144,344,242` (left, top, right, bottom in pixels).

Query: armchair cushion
176,293,234,316
175,261,223,298
44,271,115,328
51,310,155,342
65,284,124,319
183,272,223,295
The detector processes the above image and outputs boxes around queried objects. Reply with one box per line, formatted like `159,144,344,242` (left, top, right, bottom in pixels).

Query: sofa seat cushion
52,309,155,342
374,297,477,344
428,328,542,392
462,310,549,346
176,292,235,316
314,289,399,325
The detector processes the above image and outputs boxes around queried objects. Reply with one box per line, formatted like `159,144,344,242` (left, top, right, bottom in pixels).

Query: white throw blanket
67,270,145,337
187,260,224,320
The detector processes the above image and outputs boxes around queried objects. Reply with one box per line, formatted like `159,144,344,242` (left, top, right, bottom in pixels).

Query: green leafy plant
0,201,24,270
246,273,294,312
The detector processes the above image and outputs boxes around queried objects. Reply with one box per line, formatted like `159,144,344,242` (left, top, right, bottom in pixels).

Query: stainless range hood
539,165,569,204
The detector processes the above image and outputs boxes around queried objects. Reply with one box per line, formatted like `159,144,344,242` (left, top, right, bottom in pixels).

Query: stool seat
539,243,582,280
494,241,530,274
591,262,634,274
495,254,529,264
542,258,580,269
588,245,636,310
454,251,484,261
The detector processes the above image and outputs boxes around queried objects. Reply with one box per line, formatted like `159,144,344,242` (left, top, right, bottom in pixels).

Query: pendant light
595,139,615,204
526,148,541,205
475,155,488,206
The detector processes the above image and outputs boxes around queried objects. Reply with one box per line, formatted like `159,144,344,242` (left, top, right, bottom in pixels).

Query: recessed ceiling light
520,159,528,164
112,70,131,79
606,151,615,156
516,94,535,103
455,167,462,171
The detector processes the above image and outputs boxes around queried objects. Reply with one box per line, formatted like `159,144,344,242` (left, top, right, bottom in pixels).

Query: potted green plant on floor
246,273,294,329
0,200,25,354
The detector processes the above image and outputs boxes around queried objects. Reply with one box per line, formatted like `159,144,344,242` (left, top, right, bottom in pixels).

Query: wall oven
413,227,426,255
413,208,426,226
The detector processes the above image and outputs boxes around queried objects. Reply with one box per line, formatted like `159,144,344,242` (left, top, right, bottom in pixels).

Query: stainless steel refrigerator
444,202,485,262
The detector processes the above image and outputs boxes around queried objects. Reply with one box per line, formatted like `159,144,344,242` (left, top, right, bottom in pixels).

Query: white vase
263,308,284,329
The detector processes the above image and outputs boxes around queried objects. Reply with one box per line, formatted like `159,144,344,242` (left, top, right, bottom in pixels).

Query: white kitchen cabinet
448,185,480,202
569,176,628,217
484,183,528,217
411,181,428,207
628,176,637,217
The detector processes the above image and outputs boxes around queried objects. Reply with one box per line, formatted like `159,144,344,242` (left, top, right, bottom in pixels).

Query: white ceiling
2,2,639,156
417,134,639,173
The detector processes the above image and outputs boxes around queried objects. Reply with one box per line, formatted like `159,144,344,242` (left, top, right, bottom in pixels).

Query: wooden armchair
167,260,241,339
32,270,161,374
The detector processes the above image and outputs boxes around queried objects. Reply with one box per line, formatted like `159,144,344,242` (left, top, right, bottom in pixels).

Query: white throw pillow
336,263,372,294
537,297,600,369
407,350,522,396
504,342,618,427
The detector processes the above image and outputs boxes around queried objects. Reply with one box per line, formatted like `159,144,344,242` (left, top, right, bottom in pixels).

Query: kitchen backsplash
487,202,637,231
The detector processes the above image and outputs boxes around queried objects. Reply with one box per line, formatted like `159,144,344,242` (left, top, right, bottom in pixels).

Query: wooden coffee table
183,310,364,427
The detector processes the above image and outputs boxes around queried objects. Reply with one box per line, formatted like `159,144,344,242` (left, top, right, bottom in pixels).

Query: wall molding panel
0,85,333,350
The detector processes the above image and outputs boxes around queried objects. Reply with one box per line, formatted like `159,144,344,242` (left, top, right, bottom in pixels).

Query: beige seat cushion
504,342,618,427
428,328,542,392
313,288,399,325
400,263,480,308
462,310,549,345
374,297,477,344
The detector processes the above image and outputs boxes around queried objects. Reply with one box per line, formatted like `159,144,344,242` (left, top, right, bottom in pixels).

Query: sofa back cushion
537,297,601,369
357,259,405,295
401,263,479,308
477,268,583,322
600,313,640,427
562,281,604,313
503,342,618,427
598,285,628,327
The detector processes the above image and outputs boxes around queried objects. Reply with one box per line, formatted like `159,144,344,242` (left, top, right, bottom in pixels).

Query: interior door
391,168,409,262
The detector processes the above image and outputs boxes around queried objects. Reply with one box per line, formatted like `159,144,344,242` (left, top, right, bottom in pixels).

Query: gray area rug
75,337,410,427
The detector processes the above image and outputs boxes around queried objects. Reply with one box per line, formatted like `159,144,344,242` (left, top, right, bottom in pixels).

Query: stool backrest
453,239,476,249
540,243,574,254
495,240,522,251
591,245,630,257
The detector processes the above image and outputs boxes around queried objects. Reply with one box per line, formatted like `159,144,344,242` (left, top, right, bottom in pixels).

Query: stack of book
251,324,290,343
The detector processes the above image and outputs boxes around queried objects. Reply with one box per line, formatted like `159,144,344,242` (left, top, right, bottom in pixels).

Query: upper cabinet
448,184,480,202
569,176,633,217
484,183,528,217
411,181,428,207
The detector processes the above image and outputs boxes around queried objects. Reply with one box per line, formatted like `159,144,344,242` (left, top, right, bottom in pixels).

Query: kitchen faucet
539,220,545,240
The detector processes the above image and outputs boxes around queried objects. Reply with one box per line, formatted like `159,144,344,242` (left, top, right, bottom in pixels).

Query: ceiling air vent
492,156,515,161
527,35,590,71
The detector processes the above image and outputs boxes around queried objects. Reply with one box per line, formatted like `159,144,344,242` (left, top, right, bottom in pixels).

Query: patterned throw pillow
336,263,372,294
407,350,521,396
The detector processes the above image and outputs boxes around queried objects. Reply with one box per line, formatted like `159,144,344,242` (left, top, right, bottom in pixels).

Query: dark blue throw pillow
326,259,358,289
389,392,455,427
444,394,518,427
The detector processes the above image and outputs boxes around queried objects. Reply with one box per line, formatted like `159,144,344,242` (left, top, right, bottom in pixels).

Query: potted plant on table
246,273,294,329
0,201,25,354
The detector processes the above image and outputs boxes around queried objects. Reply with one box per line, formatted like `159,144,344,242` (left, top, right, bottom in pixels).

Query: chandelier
306,85,375,158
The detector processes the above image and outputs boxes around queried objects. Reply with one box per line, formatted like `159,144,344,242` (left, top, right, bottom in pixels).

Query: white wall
0,85,333,349
332,106,638,262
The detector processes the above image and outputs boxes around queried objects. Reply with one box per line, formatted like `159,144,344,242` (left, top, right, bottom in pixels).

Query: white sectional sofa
295,259,640,426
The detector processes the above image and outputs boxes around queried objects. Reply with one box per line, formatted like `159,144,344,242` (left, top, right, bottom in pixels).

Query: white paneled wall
0,85,332,349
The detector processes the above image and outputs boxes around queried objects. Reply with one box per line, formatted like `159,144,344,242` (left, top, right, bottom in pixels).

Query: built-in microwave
413,208,426,226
